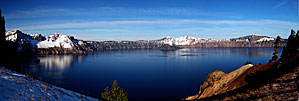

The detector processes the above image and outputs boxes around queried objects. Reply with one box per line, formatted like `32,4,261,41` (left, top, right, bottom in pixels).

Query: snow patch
257,37,275,42
37,33,74,49
5,31,18,42
247,64,254,67
159,35,222,46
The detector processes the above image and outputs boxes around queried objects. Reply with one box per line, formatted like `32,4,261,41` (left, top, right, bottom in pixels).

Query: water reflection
31,55,83,80
39,55,75,71
149,48,281,62
36,48,280,70
174,48,279,58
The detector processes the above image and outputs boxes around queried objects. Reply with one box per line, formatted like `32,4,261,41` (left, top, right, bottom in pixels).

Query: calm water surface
17,48,281,100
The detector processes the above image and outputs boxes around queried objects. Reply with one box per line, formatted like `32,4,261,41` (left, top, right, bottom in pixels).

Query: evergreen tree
270,36,281,62
0,9,6,52
101,80,128,101
296,30,299,50
280,47,287,59
287,29,296,53
291,29,296,35
297,30,299,38
244,61,252,65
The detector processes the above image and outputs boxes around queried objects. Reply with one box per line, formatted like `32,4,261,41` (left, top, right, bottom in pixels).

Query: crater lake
11,47,281,100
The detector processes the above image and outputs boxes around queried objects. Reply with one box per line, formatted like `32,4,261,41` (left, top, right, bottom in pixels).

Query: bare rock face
200,70,225,90
219,66,299,100
186,64,254,100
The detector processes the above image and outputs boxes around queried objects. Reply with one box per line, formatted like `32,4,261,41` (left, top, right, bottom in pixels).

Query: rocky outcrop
218,66,299,100
185,64,254,100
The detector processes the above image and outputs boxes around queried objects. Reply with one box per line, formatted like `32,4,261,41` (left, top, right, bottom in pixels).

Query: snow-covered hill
0,67,97,100
156,34,276,46
231,35,275,43
5,30,102,54
36,33,74,49
5,30,39,51
157,35,222,46
4,30,286,54
5,30,75,49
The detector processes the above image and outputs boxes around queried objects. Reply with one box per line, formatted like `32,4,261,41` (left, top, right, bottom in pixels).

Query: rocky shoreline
0,67,97,100
185,64,254,100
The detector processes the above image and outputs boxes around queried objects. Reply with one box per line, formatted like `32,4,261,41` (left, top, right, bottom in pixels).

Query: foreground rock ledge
186,64,254,100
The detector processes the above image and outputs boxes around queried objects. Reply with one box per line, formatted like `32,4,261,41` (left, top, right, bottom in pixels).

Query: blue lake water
17,48,281,100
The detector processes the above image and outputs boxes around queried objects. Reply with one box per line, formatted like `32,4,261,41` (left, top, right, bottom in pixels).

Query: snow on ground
37,33,74,49
5,30,74,49
160,36,174,45
5,30,39,51
173,35,198,45
256,37,275,42
0,67,97,100
5,31,18,42
159,35,223,46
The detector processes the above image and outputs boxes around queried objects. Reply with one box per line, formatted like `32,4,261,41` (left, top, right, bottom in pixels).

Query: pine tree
280,47,287,59
297,30,299,38
296,30,299,51
287,29,296,53
101,80,128,101
270,36,281,62
0,9,6,56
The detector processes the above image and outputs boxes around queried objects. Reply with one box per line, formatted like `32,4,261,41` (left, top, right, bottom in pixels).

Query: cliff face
158,35,287,48
99,40,162,50
5,30,104,55
5,30,287,55
219,65,298,100
185,64,254,100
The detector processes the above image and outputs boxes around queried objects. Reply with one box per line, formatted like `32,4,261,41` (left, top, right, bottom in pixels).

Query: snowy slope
37,33,74,49
256,37,275,42
5,30,76,50
158,35,222,46
173,35,199,45
0,67,97,100
159,36,174,45
231,35,276,43
5,30,39,51
157,34,278,46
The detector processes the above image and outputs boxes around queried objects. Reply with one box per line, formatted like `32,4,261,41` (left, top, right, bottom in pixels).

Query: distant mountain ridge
5,30,287,54
157,34,287,48
5,30,102,54
157,34,280,46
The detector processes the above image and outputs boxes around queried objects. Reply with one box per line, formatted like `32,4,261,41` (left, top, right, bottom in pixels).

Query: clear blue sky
1,0,299,41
